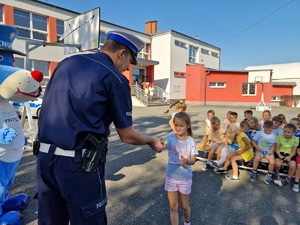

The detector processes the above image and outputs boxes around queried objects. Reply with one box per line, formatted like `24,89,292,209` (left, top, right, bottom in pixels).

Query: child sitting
214,120,254,181
202,116,226,171
292,141,300,192
243,109,253,121
277,113,287,129
246,116,261,140
211,112,240,168
223,110,232,129
272,116,284,136
249,121,276,184
289,118,300,192
211,123,239,169
290,118,300,138
258,110,272,129
273,124,299,187
205,110,215,133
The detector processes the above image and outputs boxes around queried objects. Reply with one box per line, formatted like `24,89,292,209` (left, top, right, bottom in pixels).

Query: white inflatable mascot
0,24,43,225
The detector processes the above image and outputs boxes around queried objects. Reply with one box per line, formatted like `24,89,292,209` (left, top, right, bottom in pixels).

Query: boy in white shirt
250,121,277,184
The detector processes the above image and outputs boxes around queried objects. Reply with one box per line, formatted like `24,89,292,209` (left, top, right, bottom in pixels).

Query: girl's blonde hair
174,111,193,137
164,99,187,114
247,116,259,130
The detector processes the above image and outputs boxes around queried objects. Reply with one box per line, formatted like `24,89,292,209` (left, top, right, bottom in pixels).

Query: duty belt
39,143,86,157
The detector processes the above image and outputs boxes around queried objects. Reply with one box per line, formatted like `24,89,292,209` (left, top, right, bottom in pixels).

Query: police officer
36,30,165,225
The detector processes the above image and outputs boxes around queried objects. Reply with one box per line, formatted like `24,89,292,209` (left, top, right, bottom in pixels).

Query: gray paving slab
10,105,300,225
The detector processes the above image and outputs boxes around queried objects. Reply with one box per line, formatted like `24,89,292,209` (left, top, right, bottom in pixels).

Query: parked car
10,98,43,118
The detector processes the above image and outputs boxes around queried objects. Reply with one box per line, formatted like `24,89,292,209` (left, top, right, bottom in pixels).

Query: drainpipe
204,70,210,106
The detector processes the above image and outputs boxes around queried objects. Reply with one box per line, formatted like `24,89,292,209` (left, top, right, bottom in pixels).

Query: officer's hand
149,138,165,152
0,128,19,144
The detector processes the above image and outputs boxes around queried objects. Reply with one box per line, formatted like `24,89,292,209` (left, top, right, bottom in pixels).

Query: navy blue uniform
37,52,133,225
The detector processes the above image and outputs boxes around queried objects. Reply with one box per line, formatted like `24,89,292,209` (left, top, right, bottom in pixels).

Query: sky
39,0,300,70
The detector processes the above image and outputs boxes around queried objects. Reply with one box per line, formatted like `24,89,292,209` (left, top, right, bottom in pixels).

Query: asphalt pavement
10,104,300,225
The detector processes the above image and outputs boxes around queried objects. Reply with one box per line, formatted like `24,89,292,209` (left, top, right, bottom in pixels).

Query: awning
136,58,159,67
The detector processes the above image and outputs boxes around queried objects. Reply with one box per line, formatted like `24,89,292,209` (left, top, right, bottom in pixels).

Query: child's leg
292,163,300,192
180,193,191,223
207,148,216,161
216,145,223,161
217,147,234,166
167,191,179,225
266,155,275,173
274,158,283,173
287,160,296,179
223,151,236,168
252,152,262,171
230,155,244,177
295,163,300,183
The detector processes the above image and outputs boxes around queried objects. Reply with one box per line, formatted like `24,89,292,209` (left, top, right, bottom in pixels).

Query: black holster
32,138,40,156
82,134,108,173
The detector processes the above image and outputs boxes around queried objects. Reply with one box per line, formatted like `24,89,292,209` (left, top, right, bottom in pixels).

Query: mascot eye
0,55,3,61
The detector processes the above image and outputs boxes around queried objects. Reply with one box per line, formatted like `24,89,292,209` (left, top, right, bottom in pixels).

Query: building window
56,20,64,42
14,9,47,41
271,96,282,101
174,71,186,78
201,48,210,55
175,40,186,48
189,45,198,63
15,57,49,77
242,82,256,95
209,82,226,88
138,48,150,60
0,5,3,22
211,52,219,58
99,31,107,47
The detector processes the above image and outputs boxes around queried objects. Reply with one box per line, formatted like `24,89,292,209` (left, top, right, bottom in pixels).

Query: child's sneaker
273,174,280,185
225,175,239,181
264,174,273,185
214,167,228,174
211,161,219,168
184,221,191,225
249,171,257,181
278,177,291,187
292,183,299,192
202,162,211,171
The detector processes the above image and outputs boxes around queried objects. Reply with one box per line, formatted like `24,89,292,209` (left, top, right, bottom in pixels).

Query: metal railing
132,85,148,105
132,85,169,106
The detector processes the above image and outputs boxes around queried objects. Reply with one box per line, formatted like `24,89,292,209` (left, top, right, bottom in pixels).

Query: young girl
205,110,215,133
246,116,261,140
273,123,298,187
214,120,254,181
258,110,272,129
277,113,287,129
164,112,197,225
223,111,232,130
164,100,187,133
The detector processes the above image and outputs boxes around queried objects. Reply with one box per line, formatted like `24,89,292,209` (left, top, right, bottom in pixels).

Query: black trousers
36,145,107,225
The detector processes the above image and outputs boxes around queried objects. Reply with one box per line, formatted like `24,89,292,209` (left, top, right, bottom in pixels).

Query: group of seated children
200,109,300,193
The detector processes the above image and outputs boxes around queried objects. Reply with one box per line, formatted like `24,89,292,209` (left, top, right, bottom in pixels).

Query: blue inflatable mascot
0,24,43,224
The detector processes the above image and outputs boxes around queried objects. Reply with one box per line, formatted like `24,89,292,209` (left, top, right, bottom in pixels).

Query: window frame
175,40,187,48
201,48,210,55
209,82,226,88
14,9,48,41
242,82,257,96
189,45,198,63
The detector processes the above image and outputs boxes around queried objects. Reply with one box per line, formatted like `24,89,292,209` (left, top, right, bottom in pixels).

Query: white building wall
151,34,172,95
152,31,220,100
